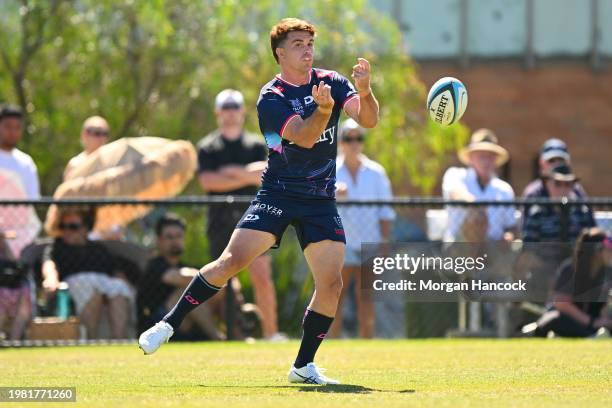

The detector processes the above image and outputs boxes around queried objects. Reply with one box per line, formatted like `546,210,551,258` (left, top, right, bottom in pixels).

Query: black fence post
559,198,572,261
559,198,570,242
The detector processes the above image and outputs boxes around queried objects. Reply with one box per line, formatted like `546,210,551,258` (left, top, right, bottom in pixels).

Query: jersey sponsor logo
253,203,283,217
289,98,305,116
304,95,315,106
315,125,336,145
244,214,260,221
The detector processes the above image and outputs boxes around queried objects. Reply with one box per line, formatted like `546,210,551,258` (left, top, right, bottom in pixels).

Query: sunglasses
341,136,364,143
220,103,242,111
59,222,83,231
85,127,109,137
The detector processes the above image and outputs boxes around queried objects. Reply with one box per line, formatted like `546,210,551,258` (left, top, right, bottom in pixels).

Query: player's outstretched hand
312,81,334,113
352,57,371,94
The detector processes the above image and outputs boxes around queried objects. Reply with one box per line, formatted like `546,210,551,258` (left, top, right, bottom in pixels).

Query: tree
0,0,467,195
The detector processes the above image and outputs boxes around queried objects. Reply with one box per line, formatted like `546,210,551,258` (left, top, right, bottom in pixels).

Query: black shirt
43,239,115,280
197,130,268,234
553,258,609,319
137,256,184,326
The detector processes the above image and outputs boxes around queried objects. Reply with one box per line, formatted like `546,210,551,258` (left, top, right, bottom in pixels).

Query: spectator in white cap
522,138,587,199
329,118,395,338
197,89,284,340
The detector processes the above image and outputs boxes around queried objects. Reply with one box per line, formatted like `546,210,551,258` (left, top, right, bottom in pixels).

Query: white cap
339,118,365,139
540,138,570,162
215,89,244,109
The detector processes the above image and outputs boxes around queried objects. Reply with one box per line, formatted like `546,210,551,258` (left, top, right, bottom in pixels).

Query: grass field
1,339,611,407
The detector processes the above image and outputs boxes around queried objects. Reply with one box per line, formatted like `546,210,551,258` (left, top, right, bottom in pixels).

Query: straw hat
458,128,509,167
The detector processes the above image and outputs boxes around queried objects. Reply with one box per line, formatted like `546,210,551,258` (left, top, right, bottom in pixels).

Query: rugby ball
427,77,468,126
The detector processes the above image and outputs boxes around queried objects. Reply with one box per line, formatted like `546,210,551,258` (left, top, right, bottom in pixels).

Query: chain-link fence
1,197,611,346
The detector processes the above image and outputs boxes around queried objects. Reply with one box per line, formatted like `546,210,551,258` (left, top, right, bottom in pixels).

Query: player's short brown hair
270,18,316,64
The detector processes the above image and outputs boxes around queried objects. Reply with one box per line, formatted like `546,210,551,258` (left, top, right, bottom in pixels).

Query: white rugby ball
427,77,468,126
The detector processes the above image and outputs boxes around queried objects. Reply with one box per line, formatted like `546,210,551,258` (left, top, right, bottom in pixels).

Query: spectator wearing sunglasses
42,207,133,339
522,138,587,199
523,164,595,244
63,116,110,180
330,118,395,338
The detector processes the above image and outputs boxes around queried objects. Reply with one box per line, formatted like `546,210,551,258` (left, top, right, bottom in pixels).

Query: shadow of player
194,384,415,395
298,384,415,394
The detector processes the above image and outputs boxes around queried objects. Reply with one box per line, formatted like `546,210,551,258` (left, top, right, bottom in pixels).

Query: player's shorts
235,194,346,250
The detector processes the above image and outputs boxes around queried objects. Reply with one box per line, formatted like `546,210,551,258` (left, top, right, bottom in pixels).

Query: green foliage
0,0,468,195
0,0,470,333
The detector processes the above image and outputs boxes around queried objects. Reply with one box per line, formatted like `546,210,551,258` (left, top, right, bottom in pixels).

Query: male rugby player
139,17,379,385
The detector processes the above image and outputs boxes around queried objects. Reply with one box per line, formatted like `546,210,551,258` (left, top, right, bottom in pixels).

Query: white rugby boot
288,362,340,385
139,321,174,355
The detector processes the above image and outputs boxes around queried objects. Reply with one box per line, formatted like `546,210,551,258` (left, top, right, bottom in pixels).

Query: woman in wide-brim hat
458,128,509,167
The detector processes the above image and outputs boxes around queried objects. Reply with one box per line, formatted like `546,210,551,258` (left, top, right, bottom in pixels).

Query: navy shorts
235,194,346,250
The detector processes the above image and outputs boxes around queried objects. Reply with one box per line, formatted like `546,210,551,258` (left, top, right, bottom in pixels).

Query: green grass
1,339,611,407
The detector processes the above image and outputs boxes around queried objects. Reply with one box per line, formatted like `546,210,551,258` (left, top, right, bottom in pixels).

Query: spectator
522,164,595,244
442,128,517,242
63,116,110,181
137,214,224,340
527,228,611,337
0,231,31,340
197,89,282,340
0,104,41,257
42,207,132,339
329,119,395,338
522,138,587,199
0,105,39,199
519,164,596,297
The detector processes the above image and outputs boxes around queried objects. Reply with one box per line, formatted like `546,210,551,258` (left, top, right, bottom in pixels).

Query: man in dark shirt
197,89,281,339
140,18,379,385
137,214,223,340
522,164,595,243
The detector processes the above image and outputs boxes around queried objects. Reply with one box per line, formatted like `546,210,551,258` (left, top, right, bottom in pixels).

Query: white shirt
336,155,395,250
0,148,40,198
442,166,515,241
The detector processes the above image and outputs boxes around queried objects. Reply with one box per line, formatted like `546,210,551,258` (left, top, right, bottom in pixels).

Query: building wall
417,60,612,197
373,0,612,59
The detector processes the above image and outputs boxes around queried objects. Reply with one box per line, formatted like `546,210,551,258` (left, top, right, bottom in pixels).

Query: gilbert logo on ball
427,77,468,126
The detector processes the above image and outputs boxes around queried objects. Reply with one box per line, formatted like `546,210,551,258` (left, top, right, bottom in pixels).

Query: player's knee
320,274,343,298
217,251,249,275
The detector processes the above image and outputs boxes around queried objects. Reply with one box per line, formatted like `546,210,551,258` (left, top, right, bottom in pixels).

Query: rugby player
139,17,379,385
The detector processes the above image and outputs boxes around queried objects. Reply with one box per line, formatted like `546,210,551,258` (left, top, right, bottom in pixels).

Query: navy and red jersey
257,68,358,200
